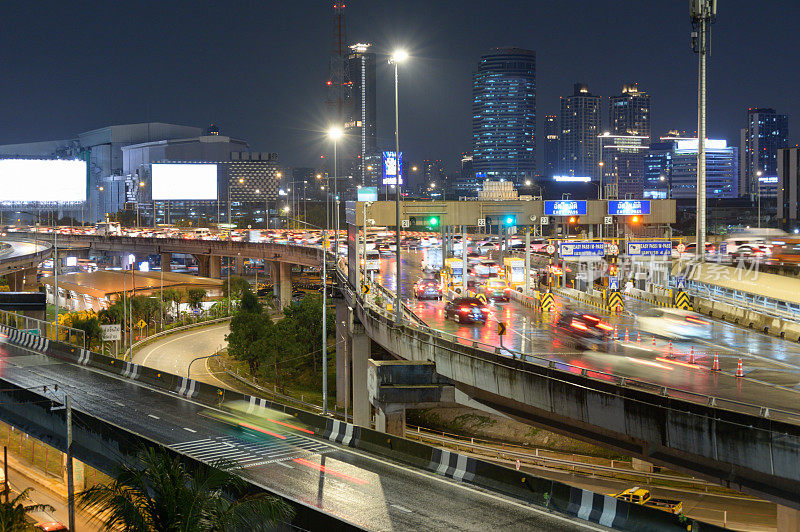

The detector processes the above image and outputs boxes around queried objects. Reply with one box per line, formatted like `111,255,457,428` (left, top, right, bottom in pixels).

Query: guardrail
124,316,233,360
684,279,800,324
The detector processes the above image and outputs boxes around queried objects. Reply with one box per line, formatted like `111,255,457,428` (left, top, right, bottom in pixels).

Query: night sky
1,1,798,174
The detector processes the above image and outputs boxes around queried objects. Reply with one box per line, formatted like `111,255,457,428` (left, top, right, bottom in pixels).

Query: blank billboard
151,163,218,200
0,159,86,202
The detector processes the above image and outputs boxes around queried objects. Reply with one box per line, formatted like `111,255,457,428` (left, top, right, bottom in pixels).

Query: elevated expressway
0,238,51,287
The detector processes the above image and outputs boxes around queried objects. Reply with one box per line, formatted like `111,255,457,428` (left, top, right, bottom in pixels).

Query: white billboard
151,163,218,200
0,159,86,202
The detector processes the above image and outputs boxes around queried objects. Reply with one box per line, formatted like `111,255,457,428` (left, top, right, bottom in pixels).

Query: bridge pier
235,257,244,276
278,262,292,308
270,262,280,299
351,324,371,427
375,403,405,436
7,267,36,291
194,255,222,279
161,253,171,272
335,301,351,409
779,506,800,531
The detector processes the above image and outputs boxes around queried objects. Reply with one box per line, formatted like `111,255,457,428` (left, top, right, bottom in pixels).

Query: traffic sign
497,322,507,336
559,241,605,257
719,242,727,254
604,216,613,225
476,293,487,304
676,276,685,289
676,243,686,253
540,216,549,225
607,244,619,255
100,324,121,341
363,284,370,295
136,319,147,329
545,244,556,254
627,241,672,256
609,276,618,290
401,219,410,228
477,218,486,227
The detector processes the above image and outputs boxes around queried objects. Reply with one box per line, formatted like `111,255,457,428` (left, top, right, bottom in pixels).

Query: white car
635,308,712,340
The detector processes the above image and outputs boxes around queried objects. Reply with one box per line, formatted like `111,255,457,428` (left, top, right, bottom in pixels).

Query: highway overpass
0,238,50,287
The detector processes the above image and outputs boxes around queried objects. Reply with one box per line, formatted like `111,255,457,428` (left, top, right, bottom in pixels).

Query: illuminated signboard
553,175,591,182
758,176,778,184
544,200,587,216
382,151,403,186
608,200,650,215
357,186,378,202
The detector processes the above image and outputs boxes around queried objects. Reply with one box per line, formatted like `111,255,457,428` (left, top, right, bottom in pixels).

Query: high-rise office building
453,152,480,197
599,134,649,199
608,83,650,138
543,115,559,179
778,147,800,227
741,107,788,199
472,47,536,184
645,137,738,200
559,83,602,180
344,43,378,186
423,159,445,186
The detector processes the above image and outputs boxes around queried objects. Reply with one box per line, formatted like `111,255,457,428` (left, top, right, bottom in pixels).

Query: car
35,523,68,532
474,260,501,278
484,277,510,301
731,243,769,262
443,297,489,324
414,279,442,300
634,308,711,340
552,309,613,350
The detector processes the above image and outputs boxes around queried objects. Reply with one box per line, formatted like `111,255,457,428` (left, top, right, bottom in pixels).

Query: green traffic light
429,217,439,226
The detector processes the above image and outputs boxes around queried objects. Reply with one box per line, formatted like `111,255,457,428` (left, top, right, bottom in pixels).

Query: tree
239,288,261,314
131,296,159,324
0,487,54,531
255,318,301,391
99,300,124,325
186,288,207,310
161,289,184,319
282,294,333,373
223,276,251,299
78,446,293,531
71,313,102,345
226,308,270,375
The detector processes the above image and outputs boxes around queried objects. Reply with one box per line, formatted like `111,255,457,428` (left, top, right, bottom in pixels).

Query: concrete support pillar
235,256,244,276
335,301,352,408
7,270,25,291
161,253,172,273
351,325,371,428
631,458,654,473
270,262,280,299
62,453,85,491
279,262,292,308
375,403,405,436
194,255,210,278
778,506,800,531
210,255,222,279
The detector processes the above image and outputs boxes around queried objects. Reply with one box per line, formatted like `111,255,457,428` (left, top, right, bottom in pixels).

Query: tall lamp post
389,49,408,325
329,128,343,259
322,127,342,416
756,170,763,228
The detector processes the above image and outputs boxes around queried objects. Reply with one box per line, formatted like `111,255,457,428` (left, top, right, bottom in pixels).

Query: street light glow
391,49,409,63
328,127,343,140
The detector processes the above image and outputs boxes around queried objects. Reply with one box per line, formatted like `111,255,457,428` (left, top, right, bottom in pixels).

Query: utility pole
525,228,531,295
65,394,75,532
691,0,717,262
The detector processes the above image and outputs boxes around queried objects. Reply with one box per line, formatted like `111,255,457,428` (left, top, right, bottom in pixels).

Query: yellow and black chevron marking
540,292,555,312
607,291,624,313
674,290,693,311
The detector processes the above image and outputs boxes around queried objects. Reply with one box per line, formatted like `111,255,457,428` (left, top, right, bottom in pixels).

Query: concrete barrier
694,296,800,342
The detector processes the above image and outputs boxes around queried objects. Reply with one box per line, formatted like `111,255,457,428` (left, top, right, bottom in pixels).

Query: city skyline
0,1,798,174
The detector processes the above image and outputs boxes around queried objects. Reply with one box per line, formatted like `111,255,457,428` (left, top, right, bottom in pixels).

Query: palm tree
0,487,54,531
78,446,293,531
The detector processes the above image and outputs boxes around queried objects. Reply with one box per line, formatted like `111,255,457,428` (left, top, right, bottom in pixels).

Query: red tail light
596,322,613,331
582,314,600,322
459,307,471,312
481,307,489,313
685,316,709,325
570,320,589,331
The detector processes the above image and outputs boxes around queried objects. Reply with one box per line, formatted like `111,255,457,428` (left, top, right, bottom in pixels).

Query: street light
328,128,343,259
389,49,408,326
756,170,763,228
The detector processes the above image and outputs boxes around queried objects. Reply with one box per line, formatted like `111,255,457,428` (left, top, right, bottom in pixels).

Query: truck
503,257,525,291
245,229,263,243
95,221,121,236
420,246,443,273
607,488,683,515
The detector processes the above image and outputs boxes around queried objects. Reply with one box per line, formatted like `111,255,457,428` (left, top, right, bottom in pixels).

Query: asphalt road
0,340,605,531
377,250,800,421
132,323,230,386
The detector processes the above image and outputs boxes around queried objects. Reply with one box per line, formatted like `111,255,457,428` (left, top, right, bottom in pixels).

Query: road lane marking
148,414,160,420
391,504,412,513
183,427,197,433
274,461,294,469
139,324,230,367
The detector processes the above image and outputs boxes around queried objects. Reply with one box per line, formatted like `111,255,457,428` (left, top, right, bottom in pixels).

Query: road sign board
100,324,121,341
476,293,487,304
676,276,685,289
604,216,613,225
477,218,486,227
545,244,556,254
719,242,727,255
363,284,370,294
676,243,686,253
559,241,605,257
544,200,587,216
626,241,672,256
607,244,619,255
497,322,506,336
609,276,618,290
401,219,410,228
136,319,147,329
540,216,549,225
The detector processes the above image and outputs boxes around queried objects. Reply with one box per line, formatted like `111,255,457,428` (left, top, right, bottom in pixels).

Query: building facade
344,43,378,186
646,138,738,200
472,47,536,184
741,107,789,199
778,147,800,228
543,114,559,179
559,83,602,181
608,83,650,138
599,134,649,199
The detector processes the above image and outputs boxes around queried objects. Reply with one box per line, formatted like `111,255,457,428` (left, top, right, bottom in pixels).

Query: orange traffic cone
637,332,641,343
614,324,618,340
736,357,744,378
712,353,720,371
668,340,673,358
625,328,629,342
689,346,695,365
652,336,656,346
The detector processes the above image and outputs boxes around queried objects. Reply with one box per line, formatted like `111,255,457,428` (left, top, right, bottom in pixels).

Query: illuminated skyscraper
608,83,650,138
559,83,601,180
344,43,377,186
741,107,788,199
471,47,536,184
543,115,559,179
